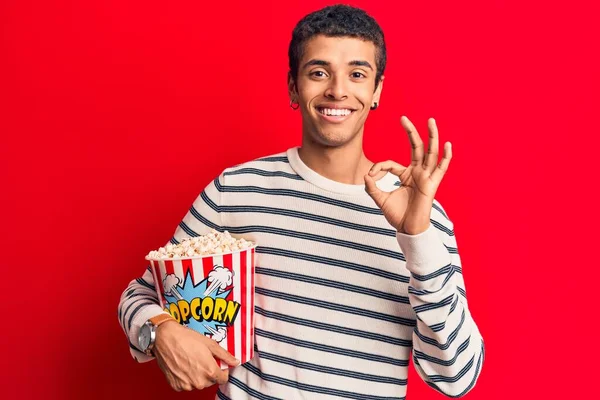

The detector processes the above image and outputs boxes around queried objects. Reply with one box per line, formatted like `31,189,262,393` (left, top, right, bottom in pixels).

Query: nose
324,74,348,100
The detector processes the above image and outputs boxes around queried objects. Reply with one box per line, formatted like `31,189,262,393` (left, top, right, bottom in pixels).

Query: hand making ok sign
364,116,452,235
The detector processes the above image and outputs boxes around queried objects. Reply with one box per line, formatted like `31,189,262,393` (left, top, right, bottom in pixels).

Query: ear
372,75,384,105
287,71,297,99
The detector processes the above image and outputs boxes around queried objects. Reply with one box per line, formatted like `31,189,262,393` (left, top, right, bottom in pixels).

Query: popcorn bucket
146,246,257,368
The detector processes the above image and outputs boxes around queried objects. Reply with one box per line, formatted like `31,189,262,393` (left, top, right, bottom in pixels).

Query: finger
424,118,439,171
209,341,241,367
202,364,226,388
369,160,408,178
364,173,389,209
205,365,229,386
214,368,230,385
401,116,424,167
178,383,193,391
431,142,452,182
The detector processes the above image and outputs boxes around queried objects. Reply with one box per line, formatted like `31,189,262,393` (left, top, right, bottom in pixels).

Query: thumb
209,341,241,367
364,174,388,208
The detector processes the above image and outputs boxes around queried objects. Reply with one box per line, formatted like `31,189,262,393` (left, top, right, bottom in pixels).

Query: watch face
138,324,151,350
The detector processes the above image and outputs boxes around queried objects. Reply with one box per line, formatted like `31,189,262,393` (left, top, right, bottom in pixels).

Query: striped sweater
118,146,485,399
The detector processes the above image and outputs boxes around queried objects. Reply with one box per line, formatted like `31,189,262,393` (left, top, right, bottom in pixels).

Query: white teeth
319,108,352,116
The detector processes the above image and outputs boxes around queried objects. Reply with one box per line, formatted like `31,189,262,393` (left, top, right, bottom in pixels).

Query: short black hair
288,4,386,90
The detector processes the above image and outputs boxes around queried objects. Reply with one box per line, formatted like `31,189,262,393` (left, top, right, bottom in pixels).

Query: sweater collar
286,146,397,195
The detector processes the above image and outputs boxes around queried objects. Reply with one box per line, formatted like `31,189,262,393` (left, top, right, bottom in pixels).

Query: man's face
290,34,383,148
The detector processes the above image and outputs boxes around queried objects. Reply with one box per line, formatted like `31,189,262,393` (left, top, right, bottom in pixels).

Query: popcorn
146,229,254,259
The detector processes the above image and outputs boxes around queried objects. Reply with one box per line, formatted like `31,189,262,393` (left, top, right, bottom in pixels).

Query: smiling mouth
316,107,355,117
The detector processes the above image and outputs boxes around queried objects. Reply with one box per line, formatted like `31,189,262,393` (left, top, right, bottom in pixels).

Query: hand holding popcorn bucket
145,230,257,368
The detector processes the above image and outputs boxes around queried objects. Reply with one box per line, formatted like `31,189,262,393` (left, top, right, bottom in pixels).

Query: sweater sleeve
395,200,485,397
117,171,226,363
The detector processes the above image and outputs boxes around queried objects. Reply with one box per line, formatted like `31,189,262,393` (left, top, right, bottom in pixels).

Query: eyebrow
302,59,374,70
349,60,374,70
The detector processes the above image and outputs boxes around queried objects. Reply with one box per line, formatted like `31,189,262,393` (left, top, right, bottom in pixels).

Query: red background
1,0,598,399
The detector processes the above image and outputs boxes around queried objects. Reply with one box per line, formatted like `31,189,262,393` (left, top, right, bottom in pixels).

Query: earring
290,99,300,110
370,102,378,110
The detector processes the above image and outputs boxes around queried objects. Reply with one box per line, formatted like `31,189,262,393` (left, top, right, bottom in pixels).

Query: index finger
209,340,240,367
401,116,424,166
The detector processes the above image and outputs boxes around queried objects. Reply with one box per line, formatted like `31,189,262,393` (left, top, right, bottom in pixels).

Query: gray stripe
244,363,405,400
256,267,410,304
256,328,407,366
256,348,407,385
256,287,416,326
256,306,412,348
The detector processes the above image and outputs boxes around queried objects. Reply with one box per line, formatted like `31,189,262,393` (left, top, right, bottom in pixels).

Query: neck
298,130,374,185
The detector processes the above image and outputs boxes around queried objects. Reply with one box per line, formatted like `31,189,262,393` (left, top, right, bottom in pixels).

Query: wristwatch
138,314,176,356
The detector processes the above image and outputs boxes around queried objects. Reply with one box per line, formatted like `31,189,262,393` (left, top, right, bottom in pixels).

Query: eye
310,71,327,78
352,72,366,79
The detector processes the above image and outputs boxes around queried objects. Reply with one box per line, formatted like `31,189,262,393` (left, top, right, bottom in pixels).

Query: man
118,4,484,399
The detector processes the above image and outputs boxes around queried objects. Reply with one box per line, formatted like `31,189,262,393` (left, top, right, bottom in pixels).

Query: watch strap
149,313,176,327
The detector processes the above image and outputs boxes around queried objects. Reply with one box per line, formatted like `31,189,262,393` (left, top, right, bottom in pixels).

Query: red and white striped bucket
146,246,256,368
